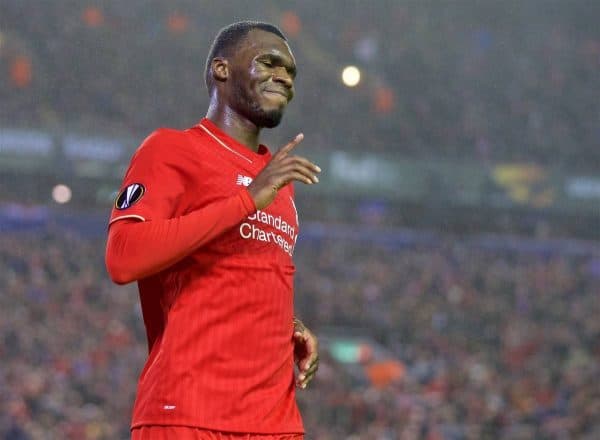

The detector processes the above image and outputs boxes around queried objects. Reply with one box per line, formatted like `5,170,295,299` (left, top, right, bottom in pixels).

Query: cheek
247,64,266,82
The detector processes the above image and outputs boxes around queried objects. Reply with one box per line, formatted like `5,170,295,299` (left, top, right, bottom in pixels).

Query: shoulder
131,128,195,163
138,128,190,153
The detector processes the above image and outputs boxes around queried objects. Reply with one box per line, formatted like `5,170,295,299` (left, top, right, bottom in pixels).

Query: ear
211,57,229,83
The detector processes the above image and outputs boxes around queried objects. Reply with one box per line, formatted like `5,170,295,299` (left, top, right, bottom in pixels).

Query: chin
252,109,284,128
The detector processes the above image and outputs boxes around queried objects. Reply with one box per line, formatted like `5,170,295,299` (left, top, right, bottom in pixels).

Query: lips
263,89,290,101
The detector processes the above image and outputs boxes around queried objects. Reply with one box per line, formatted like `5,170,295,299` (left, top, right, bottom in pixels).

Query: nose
272,67,293,89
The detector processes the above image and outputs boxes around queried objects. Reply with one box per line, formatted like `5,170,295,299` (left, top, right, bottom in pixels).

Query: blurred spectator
9,56,32,89
1,223,598,438
1,0,598,169
82,7,105,28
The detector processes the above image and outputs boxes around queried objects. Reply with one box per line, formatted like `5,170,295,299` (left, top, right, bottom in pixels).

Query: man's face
225,29,297,128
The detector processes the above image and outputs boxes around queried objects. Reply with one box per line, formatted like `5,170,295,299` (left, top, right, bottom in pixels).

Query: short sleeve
109,129,190,225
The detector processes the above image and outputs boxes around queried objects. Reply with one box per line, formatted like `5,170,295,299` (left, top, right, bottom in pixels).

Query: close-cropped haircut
204,21,287,91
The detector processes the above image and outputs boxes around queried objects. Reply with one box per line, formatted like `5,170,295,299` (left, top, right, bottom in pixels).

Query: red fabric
106,120,303,434
105,190,255,284
131,426,304,440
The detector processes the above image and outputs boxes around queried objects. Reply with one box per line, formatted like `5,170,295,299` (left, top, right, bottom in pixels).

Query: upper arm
109,129,190,226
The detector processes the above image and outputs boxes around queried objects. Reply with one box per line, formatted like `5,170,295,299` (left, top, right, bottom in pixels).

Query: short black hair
204,21,287,91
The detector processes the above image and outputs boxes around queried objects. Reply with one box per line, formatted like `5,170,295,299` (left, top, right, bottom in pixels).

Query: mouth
263,89,290,101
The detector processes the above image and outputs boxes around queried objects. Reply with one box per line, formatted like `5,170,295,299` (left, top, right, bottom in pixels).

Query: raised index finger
276,133,304,158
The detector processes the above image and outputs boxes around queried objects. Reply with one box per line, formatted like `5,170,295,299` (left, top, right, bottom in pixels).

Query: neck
205,101,261,152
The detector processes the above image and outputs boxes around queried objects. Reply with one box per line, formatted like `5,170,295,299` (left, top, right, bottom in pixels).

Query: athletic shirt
108,119,303,434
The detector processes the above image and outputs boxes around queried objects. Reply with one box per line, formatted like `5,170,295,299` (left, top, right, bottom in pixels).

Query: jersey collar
195,118,271,164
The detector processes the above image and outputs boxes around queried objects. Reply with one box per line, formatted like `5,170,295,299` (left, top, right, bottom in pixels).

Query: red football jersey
109,119,303,434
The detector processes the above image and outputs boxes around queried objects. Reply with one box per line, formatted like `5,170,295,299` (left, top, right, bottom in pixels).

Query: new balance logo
236,175,253,187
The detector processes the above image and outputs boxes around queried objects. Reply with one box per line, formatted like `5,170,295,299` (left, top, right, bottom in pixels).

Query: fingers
273,171,314,188
277,133,304,157
248,133,321,210
276,162,319,185
302,355,318,374
268,157,320,188
296,355,319,389
294,329,319,389
294,331,316,355
272,134,321,185
285,155,321,175
293,330,306,340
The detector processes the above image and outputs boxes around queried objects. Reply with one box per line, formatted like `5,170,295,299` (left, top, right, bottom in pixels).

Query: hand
247,133,321,210
293,317,319,389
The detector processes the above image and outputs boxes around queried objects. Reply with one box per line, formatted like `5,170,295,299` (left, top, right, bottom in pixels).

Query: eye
261,60,273,67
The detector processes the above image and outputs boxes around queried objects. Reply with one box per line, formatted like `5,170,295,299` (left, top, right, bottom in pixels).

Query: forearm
105,190,255,284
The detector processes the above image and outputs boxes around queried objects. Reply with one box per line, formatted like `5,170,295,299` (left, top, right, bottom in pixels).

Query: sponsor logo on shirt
236,174,253,187
239,209,297,256
115,183,145,210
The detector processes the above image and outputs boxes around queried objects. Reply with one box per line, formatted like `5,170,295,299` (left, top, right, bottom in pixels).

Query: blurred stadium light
341,65,361,87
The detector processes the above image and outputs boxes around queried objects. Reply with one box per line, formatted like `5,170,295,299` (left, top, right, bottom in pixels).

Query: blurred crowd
294,236,600,439
1,225,598,439
0,230,141,439
1,0,599,169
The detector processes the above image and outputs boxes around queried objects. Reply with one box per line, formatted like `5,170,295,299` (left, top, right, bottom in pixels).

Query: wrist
293,317,305,332
239,188,258,214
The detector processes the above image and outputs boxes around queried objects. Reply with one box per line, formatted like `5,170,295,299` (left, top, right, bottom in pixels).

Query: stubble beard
234,82,285,128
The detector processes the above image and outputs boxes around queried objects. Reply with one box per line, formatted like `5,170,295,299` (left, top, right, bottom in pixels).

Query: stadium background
1,1,599,439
